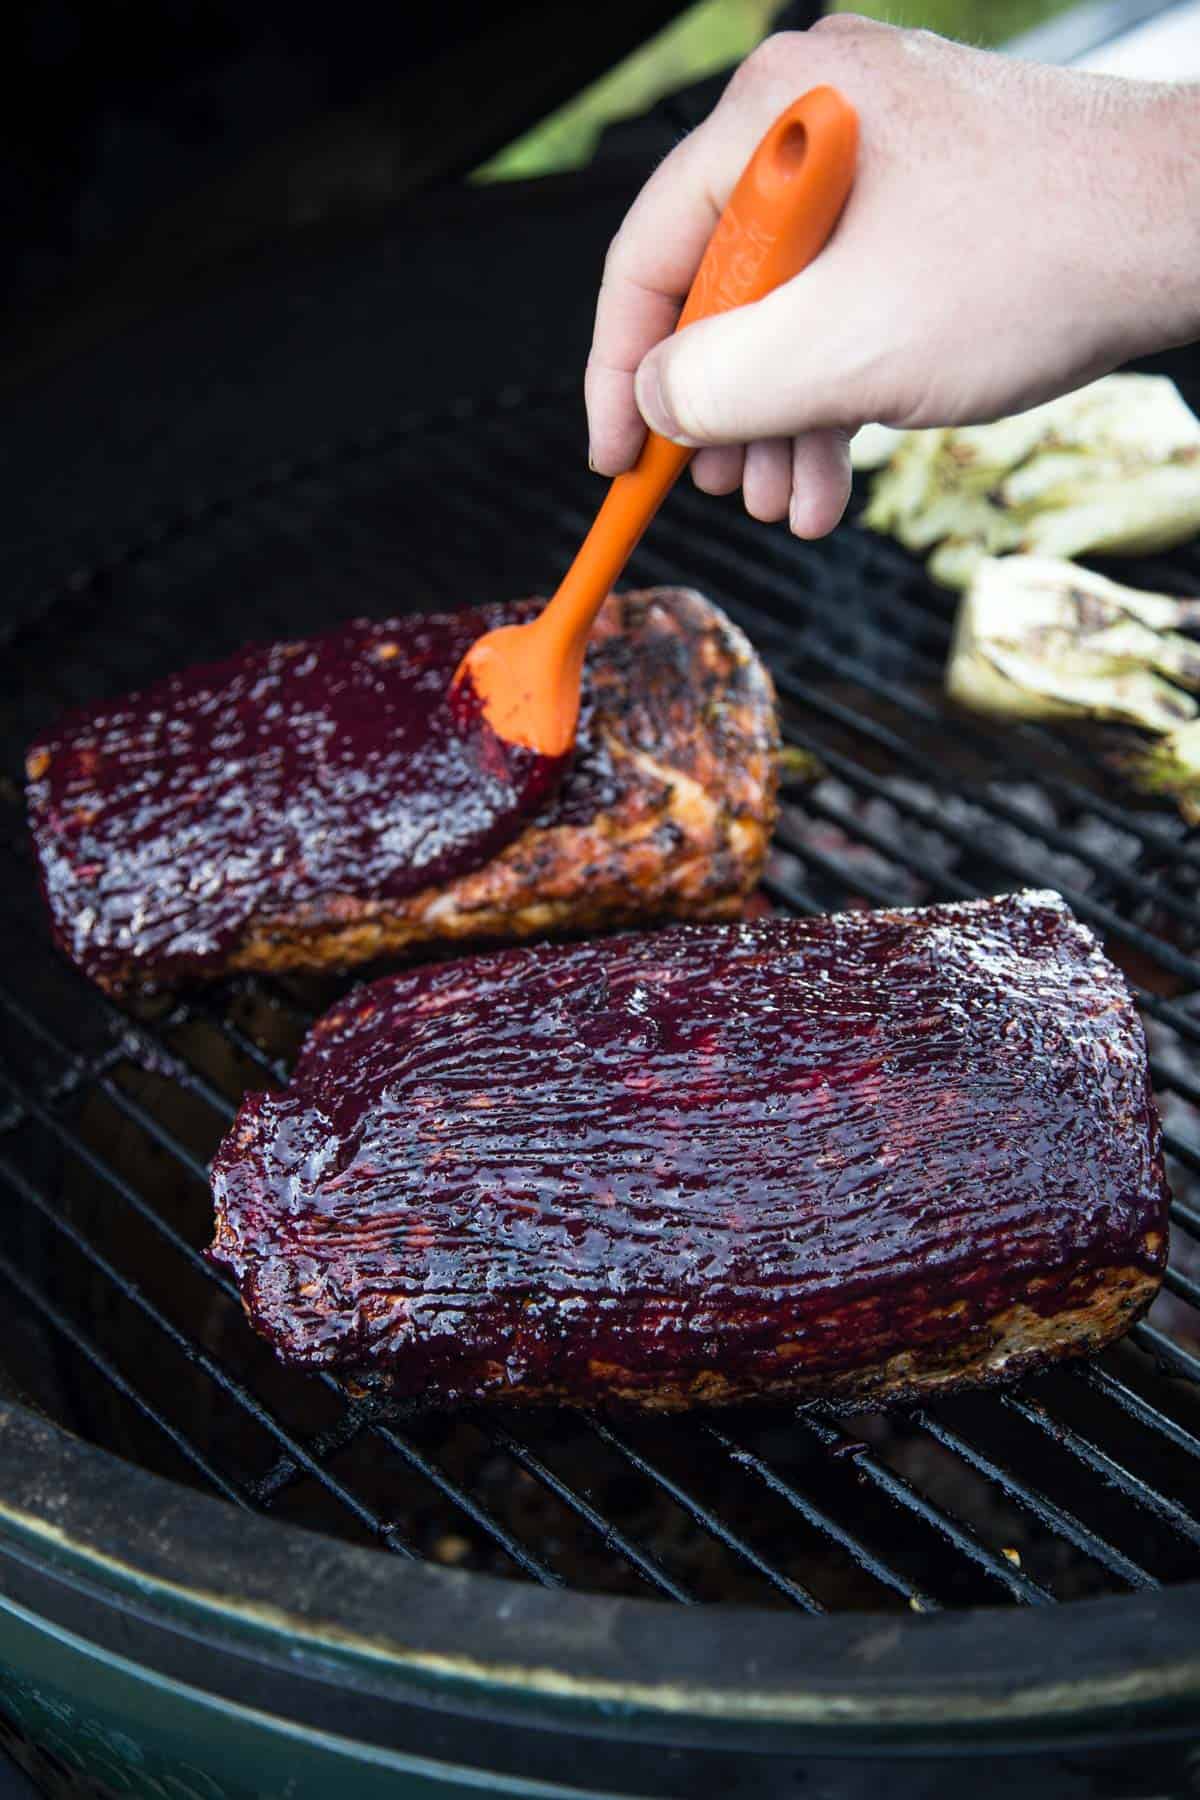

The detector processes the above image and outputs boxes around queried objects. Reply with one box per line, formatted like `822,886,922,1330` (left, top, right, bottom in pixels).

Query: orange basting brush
452,85,858,758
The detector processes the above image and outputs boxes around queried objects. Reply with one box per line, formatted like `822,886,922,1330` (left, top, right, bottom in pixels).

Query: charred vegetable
858,375,1200,588
1117,723,1200,822
947,555,1200,818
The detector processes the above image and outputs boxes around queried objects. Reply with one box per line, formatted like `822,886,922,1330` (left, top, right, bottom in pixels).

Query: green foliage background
475,0,1069,182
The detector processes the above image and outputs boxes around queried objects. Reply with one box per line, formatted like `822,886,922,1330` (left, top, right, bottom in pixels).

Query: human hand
585,18,1200,537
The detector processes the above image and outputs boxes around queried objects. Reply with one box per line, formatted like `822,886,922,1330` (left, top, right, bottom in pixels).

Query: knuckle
892,23,945,65
809,10,865,31
729,16,891,101
729,31,802,92
809,12,907,61
808,11,881,45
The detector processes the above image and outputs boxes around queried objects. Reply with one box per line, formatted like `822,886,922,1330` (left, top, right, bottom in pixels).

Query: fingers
585,134,723,475
743,439,793,522
692,445,745,496
585,279,683,476
790,428,853,538
694,430,849,534
694,429,849,538
585,361,649,477
584,66,792,475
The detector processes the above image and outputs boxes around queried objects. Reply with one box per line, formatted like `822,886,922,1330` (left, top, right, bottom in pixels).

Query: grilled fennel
947,555,1200,817
857,375,1200,588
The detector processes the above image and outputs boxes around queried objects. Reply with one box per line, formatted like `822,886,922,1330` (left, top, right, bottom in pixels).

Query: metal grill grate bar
777,793,976,904
1078,1361,1200,1461
1169,1199,1200,1250
0,1240,249,1510
1001,1393,1200,1549
1165,1134,1200,1184
585,1416,826,1612
195,996,291,1087
1134,1321,1200,1385
910,1407,1156,1591
472,1420,695,1603
249,1411,378,1506
777,739,978,897
1129,1050,1200,1115
759,871,826,917
778,829,913,912
1164,1264,1200,1312
361,1418,563,1587
702,1423,939,1611
792,1408,1055,1605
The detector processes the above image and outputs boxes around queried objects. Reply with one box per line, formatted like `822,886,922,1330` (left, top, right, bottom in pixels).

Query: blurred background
476,0,1076,181
4,0,1081,352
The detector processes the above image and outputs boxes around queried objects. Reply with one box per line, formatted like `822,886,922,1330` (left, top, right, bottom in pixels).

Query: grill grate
2,359,1200,1615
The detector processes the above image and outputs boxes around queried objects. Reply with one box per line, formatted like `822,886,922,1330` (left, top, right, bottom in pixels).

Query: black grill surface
3,344,1200,1619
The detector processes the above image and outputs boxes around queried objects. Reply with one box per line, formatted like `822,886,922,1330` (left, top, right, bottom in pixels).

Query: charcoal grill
1,124,1200,1800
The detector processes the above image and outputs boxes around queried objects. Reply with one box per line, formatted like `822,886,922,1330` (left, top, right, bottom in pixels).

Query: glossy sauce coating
26,608,566,988
209,892,1169,1406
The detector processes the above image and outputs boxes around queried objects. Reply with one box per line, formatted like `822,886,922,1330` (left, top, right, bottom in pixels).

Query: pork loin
209,891,1169,1409
26,588,777,992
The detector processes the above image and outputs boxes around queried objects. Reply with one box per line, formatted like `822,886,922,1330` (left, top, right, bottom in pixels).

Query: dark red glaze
26,608,567,988
209,892,1170,1407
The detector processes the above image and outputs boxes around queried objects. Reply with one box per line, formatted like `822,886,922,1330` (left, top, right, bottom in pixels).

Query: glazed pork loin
27,588,778,992
210,891,1169,1409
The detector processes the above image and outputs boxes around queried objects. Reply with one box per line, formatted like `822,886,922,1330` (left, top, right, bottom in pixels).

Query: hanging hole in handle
776,121,808,173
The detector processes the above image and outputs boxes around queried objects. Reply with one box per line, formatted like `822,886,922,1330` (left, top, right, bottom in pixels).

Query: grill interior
3,362,1200,1619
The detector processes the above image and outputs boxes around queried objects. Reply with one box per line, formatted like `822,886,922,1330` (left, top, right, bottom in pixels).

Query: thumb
634,272,867,447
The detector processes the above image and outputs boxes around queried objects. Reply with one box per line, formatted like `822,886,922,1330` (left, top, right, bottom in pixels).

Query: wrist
1104,79,1200,362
